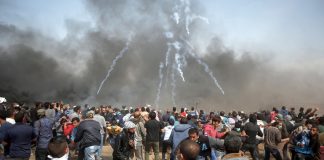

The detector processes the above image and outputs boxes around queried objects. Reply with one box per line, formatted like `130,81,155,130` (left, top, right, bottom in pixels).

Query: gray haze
0,0,323,112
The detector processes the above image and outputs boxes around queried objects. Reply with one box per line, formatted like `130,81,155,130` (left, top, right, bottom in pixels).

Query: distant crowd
0,98,323,160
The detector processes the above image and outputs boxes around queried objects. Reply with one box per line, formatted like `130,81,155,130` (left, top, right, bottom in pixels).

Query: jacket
113,129,135,160
130,118,146,145
74,119,101,150
170,124,192,153
34,117,54,149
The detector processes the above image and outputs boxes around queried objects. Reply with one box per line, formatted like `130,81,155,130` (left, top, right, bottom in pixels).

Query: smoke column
97,34,133,95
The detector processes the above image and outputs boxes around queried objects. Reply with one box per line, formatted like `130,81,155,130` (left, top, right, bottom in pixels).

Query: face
310,128,318,136
189,133,199,142
128,128,136,133
72,120,80,127
212,121,220,127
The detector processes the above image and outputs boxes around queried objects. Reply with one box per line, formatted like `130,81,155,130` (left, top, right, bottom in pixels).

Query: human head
310,125,319,136
94,108,100,114
180,118,188,124
71,117,80,126
188,128,199,142
224,134,242,153
86,111,94,119
212,116,222,127
73,106,81,113
124,121,136,133
149,111,156,120
178,139,200,160
14,111,25,123
48,136,69,159
134,111,141,119
249,114,257,124
37,109,46,118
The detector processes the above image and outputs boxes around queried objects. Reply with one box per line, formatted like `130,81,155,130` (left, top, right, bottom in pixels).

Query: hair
180,118,188,124
319,116,324,125
224,134,242,153
48,136,68,158
141,107,145,112
191,106,195,111
43,102,51,109
73,106,81,113
173,107,177,112
212,116,221,123
220,111,225,116
14,111,25,123
0,109,7,119
149,111,156,120
180,108,184,113
71,117,80,123
249,114,257,124
299,107,304,112
179,139,200,160
271,121,279,127
134,111,141,118
146,107,150,113
188,128,199,136
187,114,192,120
168,119,175,126
94,108,100,114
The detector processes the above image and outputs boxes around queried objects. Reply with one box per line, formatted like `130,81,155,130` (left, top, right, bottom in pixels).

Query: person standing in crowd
4,111,36,159
0,108,13,157
187,128,224,160
144,111,163,160
93,108,107,158
204,116,229,139
74,111,101,160
113,121,136,160
69,106,81,120
177,139,200,160
263,121,283,160
241,114,263,160
6,107,15,125
34,108,55,160
45,102,55,121
170,118,192,160
130,111,146,160
161,119,175,160
47,136,69,160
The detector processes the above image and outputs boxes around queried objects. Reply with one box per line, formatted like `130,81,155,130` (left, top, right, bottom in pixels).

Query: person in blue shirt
0,108,13,157
4,111,36,159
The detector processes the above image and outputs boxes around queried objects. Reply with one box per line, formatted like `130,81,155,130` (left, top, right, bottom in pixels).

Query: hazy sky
1,0,323,61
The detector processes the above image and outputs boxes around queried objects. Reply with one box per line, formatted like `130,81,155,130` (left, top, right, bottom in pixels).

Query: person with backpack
161,119,175,160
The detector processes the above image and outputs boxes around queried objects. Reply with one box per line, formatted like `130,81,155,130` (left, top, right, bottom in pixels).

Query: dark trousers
242,143,259,160
36,147,48,160
264,146,282,160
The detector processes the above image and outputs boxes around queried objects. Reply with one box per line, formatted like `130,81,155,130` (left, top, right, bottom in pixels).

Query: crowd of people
0,98,323,160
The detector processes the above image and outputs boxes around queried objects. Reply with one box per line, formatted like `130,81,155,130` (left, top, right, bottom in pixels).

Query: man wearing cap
34,108,55,160
75,111,101,160
113,121,136,160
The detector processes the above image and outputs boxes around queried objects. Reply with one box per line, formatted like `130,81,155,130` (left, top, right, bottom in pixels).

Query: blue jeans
84,145,100,160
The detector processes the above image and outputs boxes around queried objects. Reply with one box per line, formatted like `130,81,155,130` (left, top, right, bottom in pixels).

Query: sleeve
34,120,40,138
208,136,224,150
275,129,282,144
139,122,147,138
215,131,225,139
74,124,83,142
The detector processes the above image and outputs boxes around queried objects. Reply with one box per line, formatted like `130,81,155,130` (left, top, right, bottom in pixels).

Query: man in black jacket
144,111,163,160
113,121,136,160
75,111,101,160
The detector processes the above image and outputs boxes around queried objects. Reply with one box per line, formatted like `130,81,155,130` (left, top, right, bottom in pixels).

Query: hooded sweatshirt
170,124,192,153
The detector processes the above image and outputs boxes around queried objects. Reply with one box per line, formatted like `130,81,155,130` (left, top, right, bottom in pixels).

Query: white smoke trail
173,41,185,82
183,39,225,95
155,62,164,108
175,53,185,82
171,63,176,106
97,34,133,95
